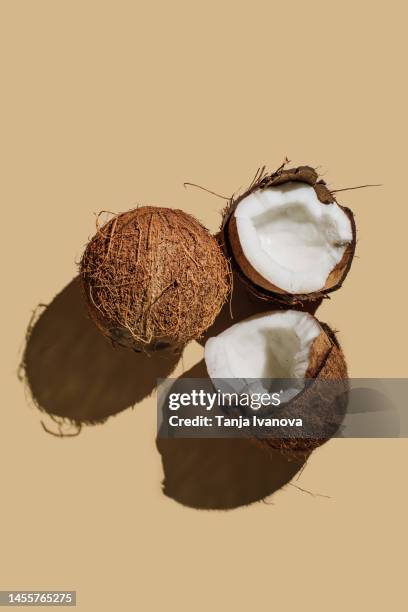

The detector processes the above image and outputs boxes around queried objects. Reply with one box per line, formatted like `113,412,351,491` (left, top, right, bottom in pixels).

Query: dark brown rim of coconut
220,163,357,305
253,320,348,456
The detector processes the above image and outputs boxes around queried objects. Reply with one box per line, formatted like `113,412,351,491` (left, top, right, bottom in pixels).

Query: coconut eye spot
234,183,353,294
153,341,171,350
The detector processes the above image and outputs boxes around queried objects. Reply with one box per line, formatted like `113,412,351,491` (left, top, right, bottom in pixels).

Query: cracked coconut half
204,310,348,453
221,165,356,303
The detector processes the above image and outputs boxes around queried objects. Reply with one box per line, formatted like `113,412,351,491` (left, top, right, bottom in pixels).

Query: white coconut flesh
204,310,321,403
233,183,353,293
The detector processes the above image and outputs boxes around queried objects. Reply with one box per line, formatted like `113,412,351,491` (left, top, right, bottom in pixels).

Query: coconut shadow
156,360,310,510
197,271,323,346
20,276,181,426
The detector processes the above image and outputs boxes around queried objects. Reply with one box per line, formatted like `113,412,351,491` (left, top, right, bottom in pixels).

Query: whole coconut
80,207,230,351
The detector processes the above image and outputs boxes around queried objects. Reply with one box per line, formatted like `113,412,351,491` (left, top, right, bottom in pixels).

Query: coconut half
204,310,348,452
205,310,321,400
222,165,356,303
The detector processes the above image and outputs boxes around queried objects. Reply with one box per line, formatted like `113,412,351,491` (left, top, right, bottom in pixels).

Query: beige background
1,1,407,610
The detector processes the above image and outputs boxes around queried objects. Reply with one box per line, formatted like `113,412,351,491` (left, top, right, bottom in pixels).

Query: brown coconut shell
220,164,356,305
254,318,348,455
80,207,230,352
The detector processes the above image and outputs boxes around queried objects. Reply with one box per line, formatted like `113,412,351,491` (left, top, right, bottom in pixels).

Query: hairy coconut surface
204,310,348,454
220,163,356,304
80,207,230,351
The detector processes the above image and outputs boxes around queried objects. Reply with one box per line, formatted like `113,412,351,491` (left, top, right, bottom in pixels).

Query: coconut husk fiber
80,207,230,351
220,163,356,305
